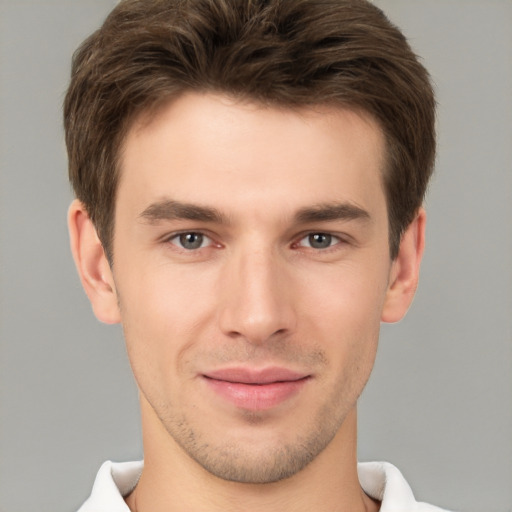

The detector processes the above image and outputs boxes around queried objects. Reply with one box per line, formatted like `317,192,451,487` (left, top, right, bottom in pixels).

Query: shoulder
77,460,143,512
358,461,454,512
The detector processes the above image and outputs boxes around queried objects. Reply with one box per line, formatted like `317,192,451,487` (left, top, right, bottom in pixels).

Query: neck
125,396,379,512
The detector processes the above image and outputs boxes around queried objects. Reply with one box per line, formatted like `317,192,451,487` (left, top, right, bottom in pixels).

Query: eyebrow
294,202,371,224
139,198,370,226
139,199,229,224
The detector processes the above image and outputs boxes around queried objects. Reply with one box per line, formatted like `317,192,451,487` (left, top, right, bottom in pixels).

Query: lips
204,367,307,384
202,367,310,411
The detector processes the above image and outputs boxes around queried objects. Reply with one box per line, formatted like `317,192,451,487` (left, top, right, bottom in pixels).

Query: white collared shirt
77,460,452,511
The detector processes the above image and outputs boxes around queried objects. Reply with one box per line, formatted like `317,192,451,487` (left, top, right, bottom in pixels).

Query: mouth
202,367,311,411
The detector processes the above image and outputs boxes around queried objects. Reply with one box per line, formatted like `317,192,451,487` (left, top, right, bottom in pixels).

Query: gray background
0,1,511,511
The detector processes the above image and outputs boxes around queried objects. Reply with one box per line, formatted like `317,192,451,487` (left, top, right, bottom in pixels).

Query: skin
69,92,425,512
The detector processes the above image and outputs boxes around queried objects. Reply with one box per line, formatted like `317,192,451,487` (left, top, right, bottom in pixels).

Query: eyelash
294,233,344,251
164,230,347,254
165,231,216,251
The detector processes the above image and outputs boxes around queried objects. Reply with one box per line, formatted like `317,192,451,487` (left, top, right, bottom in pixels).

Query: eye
298,233,340,250
169,232,212,250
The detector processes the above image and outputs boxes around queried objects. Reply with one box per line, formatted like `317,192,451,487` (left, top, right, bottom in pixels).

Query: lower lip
204,377,309,411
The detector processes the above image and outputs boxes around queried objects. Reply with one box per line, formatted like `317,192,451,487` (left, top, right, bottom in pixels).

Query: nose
217,246,297,345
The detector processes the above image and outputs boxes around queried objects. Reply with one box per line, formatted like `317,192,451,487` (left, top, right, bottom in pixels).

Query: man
65,0,448,510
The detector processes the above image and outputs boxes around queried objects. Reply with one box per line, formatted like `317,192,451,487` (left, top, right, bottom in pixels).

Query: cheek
118,256,216,329
116,257,231,389
303,260,389,328
302,264,386,378
116,269,207,388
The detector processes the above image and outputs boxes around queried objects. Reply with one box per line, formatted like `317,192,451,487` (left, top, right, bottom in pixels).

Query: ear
68,199,121,324
381,208,426,323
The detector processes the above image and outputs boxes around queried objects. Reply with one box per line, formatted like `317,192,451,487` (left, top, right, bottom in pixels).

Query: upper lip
203,367,309,385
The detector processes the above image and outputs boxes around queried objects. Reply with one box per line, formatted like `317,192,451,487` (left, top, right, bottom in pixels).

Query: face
72,92,422,484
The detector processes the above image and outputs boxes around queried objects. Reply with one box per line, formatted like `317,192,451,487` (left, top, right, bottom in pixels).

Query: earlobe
381,208,426,323
68,199,121,324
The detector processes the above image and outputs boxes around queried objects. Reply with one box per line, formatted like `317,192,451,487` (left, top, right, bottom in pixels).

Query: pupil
180,233,203,249
309,233,331,249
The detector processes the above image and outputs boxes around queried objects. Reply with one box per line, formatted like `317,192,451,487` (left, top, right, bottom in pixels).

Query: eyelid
293,231,351,250
162,230,219,249
300,233,339,246
159,229,352,252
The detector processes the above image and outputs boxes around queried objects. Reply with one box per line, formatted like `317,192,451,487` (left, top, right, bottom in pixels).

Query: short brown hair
64,0,435,261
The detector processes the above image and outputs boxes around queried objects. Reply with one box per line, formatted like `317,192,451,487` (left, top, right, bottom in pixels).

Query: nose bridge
218,241,295,343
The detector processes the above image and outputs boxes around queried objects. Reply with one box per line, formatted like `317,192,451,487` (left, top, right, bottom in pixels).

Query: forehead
117,92,387,221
